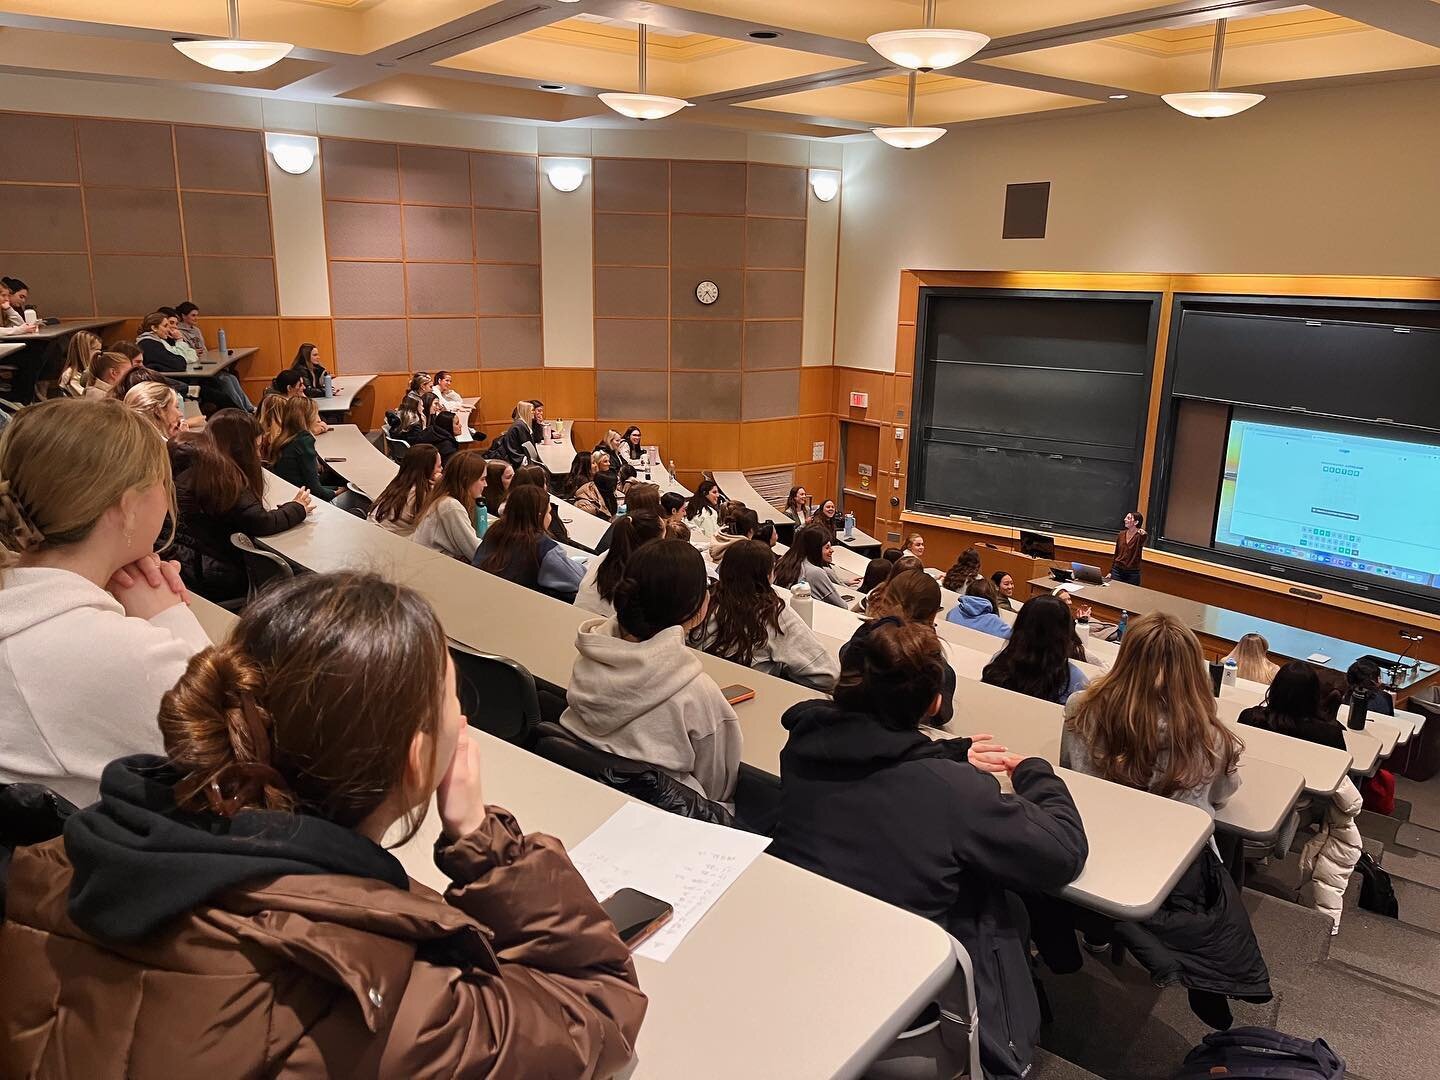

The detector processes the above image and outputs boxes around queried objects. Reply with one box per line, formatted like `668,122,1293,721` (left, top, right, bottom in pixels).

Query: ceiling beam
696,64,893,106
1308,0,1440,48
978,0,1301,59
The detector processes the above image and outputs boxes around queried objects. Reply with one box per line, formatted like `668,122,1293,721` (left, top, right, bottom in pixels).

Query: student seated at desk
983,594,1090,705
288,341,331,398
774,526,851,609
594,429,625,476
782,485,809,526
851,557,893,613
945,576,1012,640
685,480,721,539
410,410,463,466
847,568,957,726
1224,632,1279,685
472,485,584,604
1238,660,1346,750
433,368,463,410
266,397,337,501
562,539,741,807
0,571,646,1076
135,311,194,374
481,460,513,518
705,505,759,568
486,400,541,469
619,425,647,464
54,330,101,398
692,539,837,692
0,278,35,332
389,391,426,442
769,620,1087,1080
413,450,487,562
992,570,1018,612
941,546,982,595
0,399,209,808
572,450,614,521
125,381,186,442
594,482,659,555
369,444,441,538
1060,611,1268,1027
509,465,571,546
576,512,663,618
172,409,312,604
901,532,926,565
82,350,132,401
1347,658,1395,717
808,498,843,538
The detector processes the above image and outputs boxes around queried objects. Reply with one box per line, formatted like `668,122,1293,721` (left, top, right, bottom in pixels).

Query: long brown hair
477,483,548,575
942,547,981,592
59,330,101,392
191,409,265,514
371,444,439,526
266,395,316,460
1064,611,1242,798
866,568,941,625
597,511,663,604
693,539,784,666
159,572,448,844
774,525,828,588
481,460,511,516
420,448,487,520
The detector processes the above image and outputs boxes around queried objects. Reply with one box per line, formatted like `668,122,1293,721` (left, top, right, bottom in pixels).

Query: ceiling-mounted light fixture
598,24,693,120
868,0,988,73
809,170,840,202
1162,19,1264,119
174,0,293,73
873,72,945,150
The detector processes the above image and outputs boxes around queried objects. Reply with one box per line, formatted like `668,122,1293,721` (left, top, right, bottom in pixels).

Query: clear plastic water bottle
1223,658,1238,687
843,511,855,539
790,581,814,627
617,493,627,518
475,503,489,537
216,327,228,356
1116,610,1129,641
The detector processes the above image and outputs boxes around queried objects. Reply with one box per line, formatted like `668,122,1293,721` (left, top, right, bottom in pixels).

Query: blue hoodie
946,595,1012,640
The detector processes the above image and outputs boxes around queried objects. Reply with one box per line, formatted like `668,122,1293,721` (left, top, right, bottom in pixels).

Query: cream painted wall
834,75,1440,371
539,156,593,368
264,134,330,317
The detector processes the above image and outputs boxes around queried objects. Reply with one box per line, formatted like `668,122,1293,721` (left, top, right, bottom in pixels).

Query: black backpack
1174,1027,1345,1079
1355,851,1399,918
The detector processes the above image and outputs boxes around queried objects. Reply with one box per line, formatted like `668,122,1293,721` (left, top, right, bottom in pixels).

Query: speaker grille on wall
1003,182,1050,239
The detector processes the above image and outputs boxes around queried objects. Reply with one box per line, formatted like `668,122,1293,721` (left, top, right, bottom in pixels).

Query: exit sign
849,391,869,408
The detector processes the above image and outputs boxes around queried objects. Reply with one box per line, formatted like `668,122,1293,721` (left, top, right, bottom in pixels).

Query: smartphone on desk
602,888,673,950
721,683,755,706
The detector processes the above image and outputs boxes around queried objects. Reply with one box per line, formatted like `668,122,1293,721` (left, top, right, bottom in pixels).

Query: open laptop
1070,561,1106,585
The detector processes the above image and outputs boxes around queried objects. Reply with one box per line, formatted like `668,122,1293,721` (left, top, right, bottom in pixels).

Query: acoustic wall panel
91,255,187,315
406,263,476,315
672,320,742,370
402,204,473,262
399,145,470,206
595,267,668,318
78,120,174,187
187,257,278,316
594,212,667,266
175,126,266,193
742,368,801,420
597,370,668,419
474,264,541,316
408,317,479,371
743,320,802,370
744,270,804,318
330,261,406,316
473,209,540,264
321,138,399,202
2,254,93,317
0,115,79,182
181,193,274,256
477,316,543,368
670,162,746,215
745,217,806,269
325,200,403,259
593,158,668,213
671,215,745,268
595,319,668,370
334,318,408,374
670,372,741,420
0,186,87,252
671,268,744,319
84,187,182,254
470,152,537,210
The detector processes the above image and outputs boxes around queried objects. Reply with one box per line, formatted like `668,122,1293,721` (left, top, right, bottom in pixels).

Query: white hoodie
560,616,741,805
0,566,210,807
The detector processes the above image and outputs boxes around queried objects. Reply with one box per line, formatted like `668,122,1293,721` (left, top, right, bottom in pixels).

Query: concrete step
1380,845,1440,890
1030,1047,1104,1080
1328,906,1440,1002
1395,820,1440,857
1357,807,1403,847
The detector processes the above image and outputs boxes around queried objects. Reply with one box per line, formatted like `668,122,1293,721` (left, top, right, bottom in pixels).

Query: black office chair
383,435,410,462
332,484,372,519
449,644,542,745
530,721,734,826
230,533,293,600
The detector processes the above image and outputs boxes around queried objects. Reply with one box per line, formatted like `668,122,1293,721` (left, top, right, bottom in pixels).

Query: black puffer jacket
486,419,537,468
172,468,307,603
769,700,1088,1080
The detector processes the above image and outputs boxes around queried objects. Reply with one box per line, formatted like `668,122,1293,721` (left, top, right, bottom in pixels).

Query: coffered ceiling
2,0,1439,137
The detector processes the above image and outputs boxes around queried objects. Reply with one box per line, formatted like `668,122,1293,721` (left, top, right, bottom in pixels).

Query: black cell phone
601,888,673,949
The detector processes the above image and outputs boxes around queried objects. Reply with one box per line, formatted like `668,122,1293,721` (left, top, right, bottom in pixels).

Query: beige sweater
412,497,479,562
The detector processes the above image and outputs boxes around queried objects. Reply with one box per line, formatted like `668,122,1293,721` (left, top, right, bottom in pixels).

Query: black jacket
1237,706,1346,750
137,335,184,373
486,419,536,468
172,467,306,603
270,432,337,501
842,617,957,726
409,414,462,464
769,700,1088,1080
289,357,331,398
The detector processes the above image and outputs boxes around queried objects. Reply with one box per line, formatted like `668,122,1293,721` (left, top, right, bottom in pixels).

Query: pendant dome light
598,24,693,121
1162,19,1264,119
174,0,293,73
873,72,945,150
868,0,988,73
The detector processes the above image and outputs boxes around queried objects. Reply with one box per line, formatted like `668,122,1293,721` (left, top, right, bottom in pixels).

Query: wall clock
695,280,719,305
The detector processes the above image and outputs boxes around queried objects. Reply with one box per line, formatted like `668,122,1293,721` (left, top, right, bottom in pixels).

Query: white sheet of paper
567,802,771,962
1056,582,1088,594
1305,652,1332,664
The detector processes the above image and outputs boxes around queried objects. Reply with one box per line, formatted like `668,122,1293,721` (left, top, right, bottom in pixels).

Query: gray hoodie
560,616,742,805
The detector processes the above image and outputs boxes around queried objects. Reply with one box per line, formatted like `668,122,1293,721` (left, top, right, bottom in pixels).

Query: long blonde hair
124,382,179,438
1224,633,1278,685
1064,611,1241,798
0,399,176,568
59,331,102,393
514,400,535,426
257,394,286,458
267,396,317,461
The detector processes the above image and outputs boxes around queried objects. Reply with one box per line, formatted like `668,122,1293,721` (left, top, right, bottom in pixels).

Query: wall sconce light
546,162,586,192
266,133,317,175
810,170,840,202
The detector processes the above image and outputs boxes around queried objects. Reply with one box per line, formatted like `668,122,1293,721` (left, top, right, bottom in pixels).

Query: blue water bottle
475,503,489,537
1116,610,1129,642
216,327,228,355
843,511,855,540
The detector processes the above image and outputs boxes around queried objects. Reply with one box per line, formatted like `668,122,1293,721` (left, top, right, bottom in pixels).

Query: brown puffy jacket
0,809,646,1078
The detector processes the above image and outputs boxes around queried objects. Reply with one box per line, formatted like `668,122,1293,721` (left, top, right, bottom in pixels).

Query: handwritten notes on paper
568,802,771,962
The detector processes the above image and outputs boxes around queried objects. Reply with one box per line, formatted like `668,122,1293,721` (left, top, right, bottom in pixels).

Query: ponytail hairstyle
942,546,981,592
596,511,663,604
370,444,440,526
866,568,942,626
834,619,947,731
477,483,548,576
0,399,175,568
60,330,102,392
693,539,784,665
858,557,893,595
421,448,488,520
612,539,708,642
160,572,448,844
87,350,130,388
1225,632,1278,684
408,372,432,396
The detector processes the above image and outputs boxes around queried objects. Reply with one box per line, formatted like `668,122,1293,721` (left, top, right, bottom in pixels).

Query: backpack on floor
1354,851,1399,918
1360,769,1395,816
1173,1027,1344,1079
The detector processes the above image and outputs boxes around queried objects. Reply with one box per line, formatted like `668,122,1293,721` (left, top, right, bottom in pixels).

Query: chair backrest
449,644,541,744
530,721,734,826
332,484,372,519
383,436,410,462
229,533,294,600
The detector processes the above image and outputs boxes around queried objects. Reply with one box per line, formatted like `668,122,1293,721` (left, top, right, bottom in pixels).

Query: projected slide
1214,418,1440,589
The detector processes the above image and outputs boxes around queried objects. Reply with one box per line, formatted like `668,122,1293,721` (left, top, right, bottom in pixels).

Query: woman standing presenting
1110,511,1146,585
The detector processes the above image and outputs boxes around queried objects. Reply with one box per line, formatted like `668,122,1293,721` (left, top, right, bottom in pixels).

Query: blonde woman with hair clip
1223,632,1279,685
0,399,208,807
124,380,188,441
0,571,646,1076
